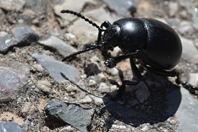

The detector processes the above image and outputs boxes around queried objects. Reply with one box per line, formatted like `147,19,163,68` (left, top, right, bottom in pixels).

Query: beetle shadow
100,73,182,128
60,72,182,129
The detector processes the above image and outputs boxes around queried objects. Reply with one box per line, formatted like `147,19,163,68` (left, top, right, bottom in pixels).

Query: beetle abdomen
140,18,182,70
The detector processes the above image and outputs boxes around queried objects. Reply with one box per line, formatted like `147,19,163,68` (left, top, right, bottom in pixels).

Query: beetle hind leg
175,73,198,95
146,66,198,95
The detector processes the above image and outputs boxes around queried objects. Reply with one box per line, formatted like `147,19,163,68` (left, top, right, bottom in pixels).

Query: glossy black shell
113,18,182,70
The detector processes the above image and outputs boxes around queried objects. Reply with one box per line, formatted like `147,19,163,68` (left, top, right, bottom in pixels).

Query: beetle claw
104,58,117,68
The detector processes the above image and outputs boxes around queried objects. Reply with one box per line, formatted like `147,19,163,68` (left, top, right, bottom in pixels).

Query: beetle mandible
61,10,198,95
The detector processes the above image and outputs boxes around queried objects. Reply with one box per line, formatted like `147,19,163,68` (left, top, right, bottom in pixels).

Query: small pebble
32,64,45,72
70,92,76,96
60,126,74,132
32,18,39,25
23,9,36,18
189,73,198,87
0,34,15,53
141,125,149,131
80,74,87,79
88,79,97,86
37,80,51,93
65,33,78,46
112,124,126,129
106,67,119,76
170,119,177,125
65,84,77,92
90,55,100,63
108,47,122,57
18,19,24,24
97,73,107,82
21,102,32,116
0,31,8,37
178,21,194,36
93,97,103,105
79,95,92,103
168,2,179,17
98,83,110,93
110,85,119,92
179,10,188,18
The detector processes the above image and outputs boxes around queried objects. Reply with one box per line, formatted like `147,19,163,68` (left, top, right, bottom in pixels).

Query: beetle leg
115,57,143,98
175,73,198,95
104,50,140,68
128,58,143,83
145,66,198,95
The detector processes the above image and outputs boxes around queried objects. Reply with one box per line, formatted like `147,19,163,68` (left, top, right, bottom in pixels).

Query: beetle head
100,25,121,51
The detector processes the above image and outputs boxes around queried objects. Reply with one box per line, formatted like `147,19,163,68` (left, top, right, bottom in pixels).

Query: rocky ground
0,0,198,132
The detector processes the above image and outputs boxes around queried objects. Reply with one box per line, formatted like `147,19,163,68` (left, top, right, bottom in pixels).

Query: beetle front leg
113,58,143,99
104,50,142,94
104,50,140,68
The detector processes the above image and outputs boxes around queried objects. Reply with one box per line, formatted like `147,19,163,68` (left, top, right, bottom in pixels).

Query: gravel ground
0,0,198,132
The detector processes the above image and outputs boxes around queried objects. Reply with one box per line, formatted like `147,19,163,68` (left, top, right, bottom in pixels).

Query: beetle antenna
62,42,103,61
61,10,103,31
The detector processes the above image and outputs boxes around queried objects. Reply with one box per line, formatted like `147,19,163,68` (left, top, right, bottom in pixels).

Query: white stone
180,36,198,63
110,85,119,92
90,96,103,105
108,47,122,57
106,67,119,76
65,84,77,92
168,2,179,17
189,73,198,87
65,33,78,46
88,79,97,86
79,95,92,103
98,83,110,93
32,64,45,72
37,80,51,93
97,73,107,82
178,21,194,36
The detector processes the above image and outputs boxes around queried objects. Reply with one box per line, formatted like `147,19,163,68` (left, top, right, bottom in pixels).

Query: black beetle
61,10,198,95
